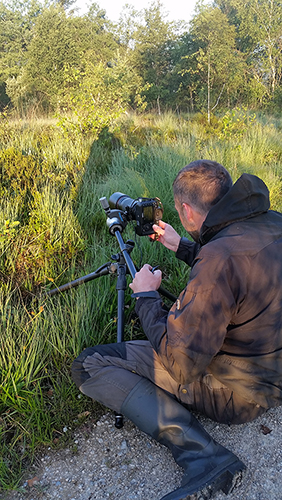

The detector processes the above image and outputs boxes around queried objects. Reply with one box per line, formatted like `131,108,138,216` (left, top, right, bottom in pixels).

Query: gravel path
3,406,282,500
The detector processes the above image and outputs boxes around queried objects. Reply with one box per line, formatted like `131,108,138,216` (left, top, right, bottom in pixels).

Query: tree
0,0,42,109
59,51,147,137
6,2,119,112
216,0,282,99
115,4,141,48
56,0,76,9
133,1,179,113
172,32,201,112
10,5,75,111
184,4,246,120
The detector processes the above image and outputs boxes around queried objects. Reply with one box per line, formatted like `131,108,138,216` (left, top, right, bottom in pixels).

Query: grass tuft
1,111,282,491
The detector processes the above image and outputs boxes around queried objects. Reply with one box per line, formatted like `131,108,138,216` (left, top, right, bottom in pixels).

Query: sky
72,0,198,24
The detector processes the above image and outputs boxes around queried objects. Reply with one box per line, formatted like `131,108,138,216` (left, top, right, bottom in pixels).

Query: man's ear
182,202,193,221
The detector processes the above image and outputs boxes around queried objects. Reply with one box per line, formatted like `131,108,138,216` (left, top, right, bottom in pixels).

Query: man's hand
129,264,162,294
151,220,181,252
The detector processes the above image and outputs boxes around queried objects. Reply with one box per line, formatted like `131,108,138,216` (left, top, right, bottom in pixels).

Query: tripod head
47,195,176,302
99,196,128,235
99,196,137,278
100,192,163,237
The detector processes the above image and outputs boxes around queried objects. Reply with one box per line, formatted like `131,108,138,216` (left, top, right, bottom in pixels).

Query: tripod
47,197,176,427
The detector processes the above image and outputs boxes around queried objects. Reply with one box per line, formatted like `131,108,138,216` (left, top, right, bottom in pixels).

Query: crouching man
72,160,282,499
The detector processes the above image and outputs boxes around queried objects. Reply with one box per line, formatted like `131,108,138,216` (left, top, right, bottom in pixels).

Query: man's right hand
151,220,181,252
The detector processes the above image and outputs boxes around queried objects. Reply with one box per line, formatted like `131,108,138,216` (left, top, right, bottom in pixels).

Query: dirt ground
3,405,282,500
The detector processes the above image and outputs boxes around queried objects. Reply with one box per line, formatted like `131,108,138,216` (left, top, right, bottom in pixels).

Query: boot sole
191,464,246,500
160,458,246,500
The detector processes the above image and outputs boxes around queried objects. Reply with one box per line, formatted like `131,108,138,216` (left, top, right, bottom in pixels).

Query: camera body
109,192,163,236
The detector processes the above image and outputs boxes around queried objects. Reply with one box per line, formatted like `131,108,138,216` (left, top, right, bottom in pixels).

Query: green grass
1,109,282,491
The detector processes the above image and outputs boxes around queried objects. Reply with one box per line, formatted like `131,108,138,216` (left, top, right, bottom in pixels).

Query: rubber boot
121,378,246,500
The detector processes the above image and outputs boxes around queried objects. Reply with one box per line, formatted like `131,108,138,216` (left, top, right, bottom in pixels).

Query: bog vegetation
1,0,282,493
1,109,282,492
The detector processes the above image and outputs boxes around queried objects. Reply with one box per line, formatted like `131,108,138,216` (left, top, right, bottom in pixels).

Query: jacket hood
200,173,270,244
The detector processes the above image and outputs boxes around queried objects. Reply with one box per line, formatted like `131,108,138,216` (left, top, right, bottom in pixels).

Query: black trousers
71,339,266,425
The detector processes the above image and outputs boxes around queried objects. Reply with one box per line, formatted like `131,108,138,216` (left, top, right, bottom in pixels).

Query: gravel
3,405,282,500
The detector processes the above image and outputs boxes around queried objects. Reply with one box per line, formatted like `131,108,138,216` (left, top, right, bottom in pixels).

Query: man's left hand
129,264,162,294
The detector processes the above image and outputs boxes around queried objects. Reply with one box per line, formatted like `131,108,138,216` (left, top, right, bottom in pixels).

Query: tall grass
1,110,282,491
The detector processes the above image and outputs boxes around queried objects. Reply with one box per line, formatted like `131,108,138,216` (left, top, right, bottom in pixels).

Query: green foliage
133,1,179,112
185,5,248,119
0,146,40,195
0,219,20,256
1,111,282,493
58,53,147,138
214,107,257,140
8,5,76,111
4,2,119,114
0,1,38,81
1,0,282,114
0,117,89,294
216,0,282,97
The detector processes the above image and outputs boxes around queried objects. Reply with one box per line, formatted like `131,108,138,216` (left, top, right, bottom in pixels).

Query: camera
109,192,163,236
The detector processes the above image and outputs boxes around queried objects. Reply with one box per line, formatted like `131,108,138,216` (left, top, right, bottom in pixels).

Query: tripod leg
115,263,128,426
114,412,124,428
117,289,125,343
